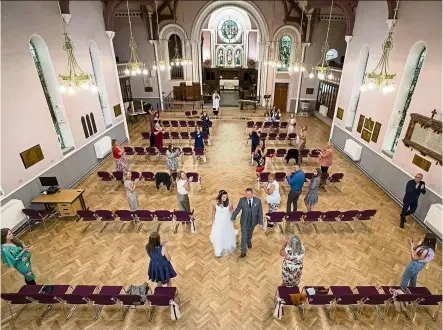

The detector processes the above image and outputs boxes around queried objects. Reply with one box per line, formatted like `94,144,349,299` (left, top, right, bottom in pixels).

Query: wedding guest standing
280,234,304,287
124,172,139,211
297,125,308,152
146,232,177,287
194,127,204,149
166,144,180,174
400,233,435,290
288,113,296,136
251,126,260,154
1,228,36,285
112,139,129,173
400,173,426,228
273,109,281,122
154,123,164,149
286,163,305,213
176,171,193,213
304,168,321,211
201,111,210,136
261,173,281,213
253,144,265,177
319,141,334,174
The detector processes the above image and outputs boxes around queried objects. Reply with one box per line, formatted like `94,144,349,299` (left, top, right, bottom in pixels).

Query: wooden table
239,100,258,110
31,189,86,217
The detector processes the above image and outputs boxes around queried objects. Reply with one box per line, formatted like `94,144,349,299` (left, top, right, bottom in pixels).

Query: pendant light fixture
58,3,95,94
123,1,148,76
288,1,306,73
152,1,170,71
360,0,399,93
309,0,334,80
264,1,282,68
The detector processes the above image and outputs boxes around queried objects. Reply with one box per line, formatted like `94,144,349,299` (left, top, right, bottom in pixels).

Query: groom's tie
248,199,252,209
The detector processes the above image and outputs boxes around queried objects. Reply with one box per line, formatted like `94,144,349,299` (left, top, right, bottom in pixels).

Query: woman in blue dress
146,232,177,287
194,127,204,149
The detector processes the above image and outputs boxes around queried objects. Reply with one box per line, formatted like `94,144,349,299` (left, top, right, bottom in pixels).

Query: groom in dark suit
231,188,264,258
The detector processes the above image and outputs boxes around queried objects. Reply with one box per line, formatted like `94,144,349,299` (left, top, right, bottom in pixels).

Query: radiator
94,136,112,159
344,139,362,161
424,204,442,238
0,199,27,231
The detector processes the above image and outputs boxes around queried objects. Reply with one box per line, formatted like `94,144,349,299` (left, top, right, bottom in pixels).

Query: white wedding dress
210,204,237,257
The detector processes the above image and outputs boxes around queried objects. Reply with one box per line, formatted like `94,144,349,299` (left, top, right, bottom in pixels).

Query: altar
220,79,240,106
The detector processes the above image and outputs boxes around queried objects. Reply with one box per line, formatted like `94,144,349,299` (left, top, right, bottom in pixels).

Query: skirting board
332,141,442,242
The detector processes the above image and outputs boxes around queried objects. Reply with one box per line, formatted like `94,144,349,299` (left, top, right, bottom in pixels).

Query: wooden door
274,83,289,111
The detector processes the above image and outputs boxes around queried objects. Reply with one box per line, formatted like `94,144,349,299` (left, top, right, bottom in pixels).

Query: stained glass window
390,48,427,152
278,35,292,72
29,41,65,149
218,18,241,43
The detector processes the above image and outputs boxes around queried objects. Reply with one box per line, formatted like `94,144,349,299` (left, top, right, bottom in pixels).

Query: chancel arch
345,45,370,130
382,41,427,156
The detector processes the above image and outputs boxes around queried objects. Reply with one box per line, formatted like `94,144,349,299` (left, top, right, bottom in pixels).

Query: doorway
274,83,289,111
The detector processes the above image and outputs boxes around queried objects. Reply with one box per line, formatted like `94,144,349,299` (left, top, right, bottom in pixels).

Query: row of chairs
154,120,213,133
141,131,211,145
123,146,207,163
77,209,195,234
1,284,178,323
276,285,442,322
246,120,289,133
97,171,202,191
265,210,376,234
247,132,297,146
257,172,344,192
262,148,332,165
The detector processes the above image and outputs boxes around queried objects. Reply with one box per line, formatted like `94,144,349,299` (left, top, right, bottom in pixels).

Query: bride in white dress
210,190,237,257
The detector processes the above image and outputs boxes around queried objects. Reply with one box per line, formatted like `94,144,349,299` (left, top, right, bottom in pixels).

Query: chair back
307,294,335,305
362,294,391,305
171,120,179,127
304,211,323,222
330,173,344,182
359,209,377,220
136,210,154,221
194,148,204,156
336,294,362,305
146,147,157,155
266,212,286,222
186,172,199,182
131,171,141,180
396,294,421,303
247,121,255,128
141,132,150,139
304,173,314,181
171,132,180,138
162,120,170,127
259,172,270,182
179,120,187,127
180,132,189,138
88,294,117,306
185,111,191,117
288,133,297,139
26,293,59,304
188,120,196,127
97,171,112,180
22,209,42,220
278,133,287,139
276,149,286,156
155,210,173,221
95,210,115,220
115,210,134,220
417,294,443,306
1,293,30,304
340,210,359,221
322,211,341,221
77,210,97,221
112,171,124,180
280,122,288,128
255,121,263,127
146,295,171,307
182,147,193,154
174,210,191,222
274,172,286,181
299,149,310,157
57,294,89,305
117,294,145,306
159,147,167,155
286,211,304,222
141,172,155,181
265,149,275,156
134,147,145,154
269,133,277,139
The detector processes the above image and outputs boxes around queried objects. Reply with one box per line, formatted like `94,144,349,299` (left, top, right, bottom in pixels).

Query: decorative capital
345,35,353,43
149,39,156,45
386,19,397,30
106,31,116,40
303,42,311,48
61,14,71,24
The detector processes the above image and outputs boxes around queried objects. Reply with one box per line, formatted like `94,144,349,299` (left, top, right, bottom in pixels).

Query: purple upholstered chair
112,171,124,182
154,210,173,232
187,120,196,129
299,149,310,163
95,210,116,233
186,172,202,189
255,121,263,128
274,172,286,188
302,286,335,320
162,120,170,128
287,133,297,145
97,171,114,189
275,149,287,165
277,133,287,144
123,147,135,159
87,286,123,320
145,147,158,161
355,286,391,320
158,147,168,158
246,121,255,134
77,210,98,233
280,121,288,130
179,120,188,130
358,209,377,231
285,211,304,233
173,210,194,234
276,286,300,305
146,287,178,321
56,285,97,320
134,147,146,161
193,148,206,163
380,286,421,319
309,149,321,160
265,212,286,234
181,147,193,164
25,285,70,320
268,133,277,144
330,286,362,320
408,287,442,321
304,172,314,183
321,211,341,233
263,122,272,131
22,208,58,231
135,210,154,232
303,211,323,234
1,285,43,322
170,131,180,144
180,132,190,145
115,210,136,233
170,120,179,131
257,172,270,190
328,173,344,191
117,294,149,320
131,171,141,181
259,132,267,141
184,111,192,119
339,210,359,232
191,110,198,118
141,132,151,144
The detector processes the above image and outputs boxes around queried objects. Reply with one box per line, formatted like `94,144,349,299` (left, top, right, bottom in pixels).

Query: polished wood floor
2,110,442,329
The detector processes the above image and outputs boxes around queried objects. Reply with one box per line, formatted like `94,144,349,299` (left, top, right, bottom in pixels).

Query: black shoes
240,253,246,258
247,242,252,249
400,222,405,228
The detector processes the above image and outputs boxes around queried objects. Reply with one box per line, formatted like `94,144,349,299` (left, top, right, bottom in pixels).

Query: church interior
0,0,442,329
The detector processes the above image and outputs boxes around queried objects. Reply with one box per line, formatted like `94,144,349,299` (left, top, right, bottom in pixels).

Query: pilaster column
191,41,199,82
147,12,154,40
244,30,250,68
150,40,164,110
106,31,130,141
185,39,191,80
197,41,203,94
306,14,312,42
330,35,353,140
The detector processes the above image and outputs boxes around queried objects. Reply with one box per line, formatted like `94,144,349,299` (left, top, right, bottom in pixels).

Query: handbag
170,300,181,320
289,293,307,306
126,283,149,303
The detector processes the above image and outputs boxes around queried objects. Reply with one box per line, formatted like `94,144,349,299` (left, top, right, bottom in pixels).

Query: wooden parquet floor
2,111,442,330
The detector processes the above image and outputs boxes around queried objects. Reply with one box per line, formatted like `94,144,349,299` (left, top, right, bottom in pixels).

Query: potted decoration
248,59,256,68
203,59,211,67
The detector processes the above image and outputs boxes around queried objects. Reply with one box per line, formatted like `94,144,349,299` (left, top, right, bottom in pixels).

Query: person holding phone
400,173,426,228
176,171,193,213
146,232,176,287
124,171,139,211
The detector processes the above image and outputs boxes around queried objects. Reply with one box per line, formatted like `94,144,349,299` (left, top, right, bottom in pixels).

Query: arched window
81,117,89,138
345,45,369,130
278,35,292,71
85,114,93,136
90,112,97,133
382,43,427,155
326,49,338,61
168,34,184,79
30,36,74,153
89,41,113,128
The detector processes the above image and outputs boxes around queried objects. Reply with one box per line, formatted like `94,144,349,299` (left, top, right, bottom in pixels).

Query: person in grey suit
231,188,264,258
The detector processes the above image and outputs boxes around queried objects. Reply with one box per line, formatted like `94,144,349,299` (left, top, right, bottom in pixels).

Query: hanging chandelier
169,1,192,67
152,1,170,71
361,0,399,93
288,1,306,73
309,0,334,80
57,9,95,94
123,1,148,76
264,1,282,68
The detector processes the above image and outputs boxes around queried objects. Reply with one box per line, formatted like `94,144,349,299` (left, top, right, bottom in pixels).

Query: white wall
1,1,123,195
332,1,442,194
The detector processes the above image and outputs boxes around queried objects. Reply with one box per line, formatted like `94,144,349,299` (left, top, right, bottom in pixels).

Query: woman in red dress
112,139,129,172
154,123,164,149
